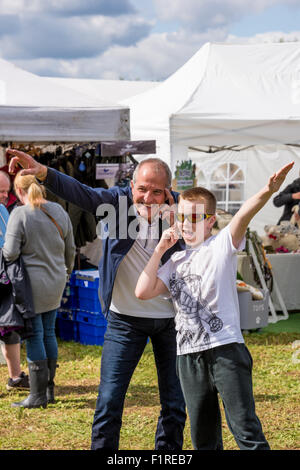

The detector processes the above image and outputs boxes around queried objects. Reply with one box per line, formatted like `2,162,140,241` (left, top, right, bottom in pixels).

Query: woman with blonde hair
3,173,75,408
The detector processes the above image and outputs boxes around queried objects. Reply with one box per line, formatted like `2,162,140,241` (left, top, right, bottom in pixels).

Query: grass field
0,328,299,450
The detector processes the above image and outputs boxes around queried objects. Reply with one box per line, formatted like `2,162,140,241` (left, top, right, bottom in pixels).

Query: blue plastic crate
75,270,101,313
57,309,78,342
77,287,101,313
69,271,77,286
76,310,107,346
75,270,99,289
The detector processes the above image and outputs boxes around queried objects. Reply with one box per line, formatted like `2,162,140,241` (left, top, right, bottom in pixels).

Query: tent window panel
196,161,245,215
197,170,206,185
211,164,227,181
227,203,242,215
210,186,226,202
229,183,244,201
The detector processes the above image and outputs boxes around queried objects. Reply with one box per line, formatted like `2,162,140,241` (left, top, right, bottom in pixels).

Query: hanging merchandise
97,140,155,189
96,162,119,180
79,160,86,172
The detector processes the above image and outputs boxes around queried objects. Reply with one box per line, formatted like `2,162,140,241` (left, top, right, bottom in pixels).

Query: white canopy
45,77,158,103
122,42,300,233
0,58,130,142
122,42,300,170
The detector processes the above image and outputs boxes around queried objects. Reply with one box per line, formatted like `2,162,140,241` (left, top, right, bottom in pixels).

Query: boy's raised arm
135,226,178,300
230,162,294,249
135,249,168,300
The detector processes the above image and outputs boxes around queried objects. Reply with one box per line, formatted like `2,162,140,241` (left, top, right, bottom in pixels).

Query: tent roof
122,42,300,159
0,58,130,142
45,77,159,103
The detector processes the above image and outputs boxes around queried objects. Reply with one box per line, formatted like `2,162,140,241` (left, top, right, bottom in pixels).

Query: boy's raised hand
267,161,294,194
157,225,179,254
159,188,176,226
230,161,295,250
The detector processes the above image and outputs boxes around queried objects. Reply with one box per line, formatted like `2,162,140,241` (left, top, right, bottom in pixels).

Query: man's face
177,198,216,247
0,174,10,206
130,163,169,222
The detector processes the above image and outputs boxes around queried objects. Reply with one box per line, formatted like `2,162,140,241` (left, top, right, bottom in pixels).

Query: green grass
262,313,300,334
0,331,299,450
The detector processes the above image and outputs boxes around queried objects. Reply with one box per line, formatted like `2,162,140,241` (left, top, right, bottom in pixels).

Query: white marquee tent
121,42,300,234
46,76,158,103
0,58,130,144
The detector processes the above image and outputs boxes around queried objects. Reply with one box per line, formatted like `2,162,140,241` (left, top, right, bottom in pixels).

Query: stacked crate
57,270,107,346
75,270,107,346
57,271,78,342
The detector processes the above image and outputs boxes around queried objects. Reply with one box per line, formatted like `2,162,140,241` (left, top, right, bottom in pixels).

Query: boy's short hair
179,187,217,214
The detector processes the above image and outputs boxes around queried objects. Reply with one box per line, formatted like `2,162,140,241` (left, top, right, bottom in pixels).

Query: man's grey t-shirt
110,215,174,318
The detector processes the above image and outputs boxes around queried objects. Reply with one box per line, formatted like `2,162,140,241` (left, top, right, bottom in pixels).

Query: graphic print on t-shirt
169,259,223,351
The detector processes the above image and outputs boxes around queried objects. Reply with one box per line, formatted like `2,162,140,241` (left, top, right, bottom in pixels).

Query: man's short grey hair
132,158,172,188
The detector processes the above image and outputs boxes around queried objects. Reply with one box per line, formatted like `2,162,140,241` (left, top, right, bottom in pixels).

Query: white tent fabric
122,42,300,168
0,58,130,142
45,77,158,103
189,145,300,235
122,42,300,233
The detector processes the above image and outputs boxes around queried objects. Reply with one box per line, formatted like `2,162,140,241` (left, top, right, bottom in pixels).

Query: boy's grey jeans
177,342,270,450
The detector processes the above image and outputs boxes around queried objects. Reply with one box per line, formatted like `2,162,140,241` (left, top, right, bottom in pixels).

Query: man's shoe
6,372,30,391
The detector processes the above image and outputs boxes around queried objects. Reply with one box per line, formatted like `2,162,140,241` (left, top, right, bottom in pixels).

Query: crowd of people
0,148,294,450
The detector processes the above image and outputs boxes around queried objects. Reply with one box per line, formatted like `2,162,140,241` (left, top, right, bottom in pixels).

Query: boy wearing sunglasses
136,161,293,450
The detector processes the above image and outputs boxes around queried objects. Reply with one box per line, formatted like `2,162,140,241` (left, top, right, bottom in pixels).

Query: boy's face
177,198,216,247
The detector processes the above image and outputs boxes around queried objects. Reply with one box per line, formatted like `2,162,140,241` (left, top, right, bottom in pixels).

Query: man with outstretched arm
7,148,186,451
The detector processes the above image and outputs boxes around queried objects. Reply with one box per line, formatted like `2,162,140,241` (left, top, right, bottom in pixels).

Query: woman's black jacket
0,249,35,339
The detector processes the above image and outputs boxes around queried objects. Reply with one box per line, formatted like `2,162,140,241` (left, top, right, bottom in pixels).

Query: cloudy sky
1,0,300,81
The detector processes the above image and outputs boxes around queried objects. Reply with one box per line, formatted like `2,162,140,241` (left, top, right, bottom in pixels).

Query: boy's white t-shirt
157,223,245,355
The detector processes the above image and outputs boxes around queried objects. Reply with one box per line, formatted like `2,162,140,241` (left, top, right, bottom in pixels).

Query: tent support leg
248,240,288,323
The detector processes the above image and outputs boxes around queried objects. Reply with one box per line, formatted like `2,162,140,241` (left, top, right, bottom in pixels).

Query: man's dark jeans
91,311,186,450
177,342,270,450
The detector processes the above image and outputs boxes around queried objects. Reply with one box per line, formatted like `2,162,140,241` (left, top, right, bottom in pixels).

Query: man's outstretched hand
6,148,48,180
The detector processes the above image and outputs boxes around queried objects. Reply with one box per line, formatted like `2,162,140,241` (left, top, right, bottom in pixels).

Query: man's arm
230,162,294,249
7,148,117,213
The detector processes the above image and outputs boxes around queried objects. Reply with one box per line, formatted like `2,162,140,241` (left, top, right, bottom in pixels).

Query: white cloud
1,0,300,82
153,0,300,30
13,27,228,80
0,0,135,16
0,13,152,60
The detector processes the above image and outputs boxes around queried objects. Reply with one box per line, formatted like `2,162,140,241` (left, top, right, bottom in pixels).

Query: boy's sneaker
6,372,30,391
